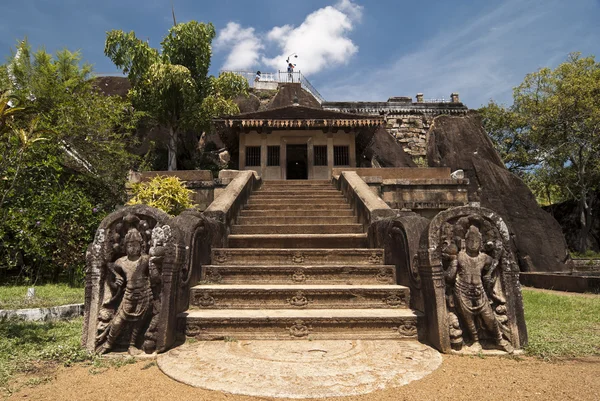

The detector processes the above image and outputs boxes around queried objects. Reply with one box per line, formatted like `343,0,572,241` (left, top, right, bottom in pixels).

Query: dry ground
10,354,600,401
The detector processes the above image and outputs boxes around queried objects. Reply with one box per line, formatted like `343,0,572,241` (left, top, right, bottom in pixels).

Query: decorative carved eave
212,105,384,155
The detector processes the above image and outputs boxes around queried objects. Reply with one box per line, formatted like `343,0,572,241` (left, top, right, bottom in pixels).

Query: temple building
214,104,383,180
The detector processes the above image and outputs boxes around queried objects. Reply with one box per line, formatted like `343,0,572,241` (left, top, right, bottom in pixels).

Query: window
314,145,327,166
267,146,280,166
246,146,261,166
333,146,350,166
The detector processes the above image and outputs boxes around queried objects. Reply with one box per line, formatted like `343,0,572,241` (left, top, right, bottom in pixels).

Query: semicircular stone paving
157,340,442,399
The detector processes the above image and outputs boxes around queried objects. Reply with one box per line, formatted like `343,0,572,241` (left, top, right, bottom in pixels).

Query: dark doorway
286,144,308,179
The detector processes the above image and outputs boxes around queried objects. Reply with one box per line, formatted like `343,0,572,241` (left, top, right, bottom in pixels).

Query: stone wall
385,115,431,159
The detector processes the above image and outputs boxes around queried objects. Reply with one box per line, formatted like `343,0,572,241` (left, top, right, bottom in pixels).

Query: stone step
227,234,368,248
200,264,396,285
189,284,410,309
239,210,356,217
252,190,342,196
248,198,347,206
211,248,385,266
237,216,358,225
231,224,363,235
262,180,331,186
181,309,422,340
249,195,346,201
244,204,352,211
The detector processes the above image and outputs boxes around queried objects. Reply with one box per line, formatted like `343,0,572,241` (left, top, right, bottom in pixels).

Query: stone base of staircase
180,308,423,341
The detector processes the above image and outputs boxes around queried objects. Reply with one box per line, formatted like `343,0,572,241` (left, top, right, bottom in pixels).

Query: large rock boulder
426,114,569,272
268,83,321,109
360,127,416,167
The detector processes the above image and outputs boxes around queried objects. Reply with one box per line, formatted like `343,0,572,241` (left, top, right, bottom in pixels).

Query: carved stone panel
418,206,527,354
82,205,185,355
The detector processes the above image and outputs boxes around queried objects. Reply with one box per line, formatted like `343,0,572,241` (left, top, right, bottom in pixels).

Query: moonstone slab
157,339,441,398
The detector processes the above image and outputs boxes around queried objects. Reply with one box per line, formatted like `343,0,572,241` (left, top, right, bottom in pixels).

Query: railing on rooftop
224,70,325,104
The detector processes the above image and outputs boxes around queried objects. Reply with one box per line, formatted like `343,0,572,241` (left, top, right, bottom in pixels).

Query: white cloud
215,22,263,71
320,0,600,107
334,0,363,22
215,1,362,75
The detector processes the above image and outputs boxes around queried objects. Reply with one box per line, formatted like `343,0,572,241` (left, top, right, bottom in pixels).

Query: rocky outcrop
268,83,321,109
426,114,569,272
360,127,416,167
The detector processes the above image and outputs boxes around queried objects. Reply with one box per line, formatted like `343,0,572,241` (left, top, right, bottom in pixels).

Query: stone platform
157,339,441,398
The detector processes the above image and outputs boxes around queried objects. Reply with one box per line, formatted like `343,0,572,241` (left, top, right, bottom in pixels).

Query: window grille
246,146,261,166
314,145,327,166
267,146,280,166
333,146,350,166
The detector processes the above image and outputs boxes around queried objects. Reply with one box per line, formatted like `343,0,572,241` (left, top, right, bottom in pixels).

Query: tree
480,53,600,252
0,40,137,284
105,21,248,171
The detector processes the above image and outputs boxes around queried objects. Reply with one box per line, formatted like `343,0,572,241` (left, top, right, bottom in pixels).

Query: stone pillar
281,138,287,180
349,133,356,167
260,133,267,178
416,93,424,103
451,93,460,103
239,133,246,170
307,137,314,180
327,133,334,179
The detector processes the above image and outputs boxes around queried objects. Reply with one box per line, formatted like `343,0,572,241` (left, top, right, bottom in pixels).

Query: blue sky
1,0,599,108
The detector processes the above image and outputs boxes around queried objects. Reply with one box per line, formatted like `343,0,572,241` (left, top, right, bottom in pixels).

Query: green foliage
0,39,137,284
478,101,535,175
480,53,600,251
105,22,248,171
128,175,193,215
523,289,600,359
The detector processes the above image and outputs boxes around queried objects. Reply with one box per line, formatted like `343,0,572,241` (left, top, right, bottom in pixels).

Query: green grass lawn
0,284,84,310
0,317,89,392
522,288,600,359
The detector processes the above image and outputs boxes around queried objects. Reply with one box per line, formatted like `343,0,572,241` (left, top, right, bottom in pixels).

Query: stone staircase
182,180,422,340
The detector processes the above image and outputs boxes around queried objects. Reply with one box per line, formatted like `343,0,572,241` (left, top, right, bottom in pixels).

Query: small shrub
127,175,193,215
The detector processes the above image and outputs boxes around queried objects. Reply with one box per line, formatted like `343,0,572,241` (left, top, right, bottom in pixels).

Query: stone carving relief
196,292,216,307
384,293,407,307
292,270,307,283
94,213,171,355
288,320,311,338
205,267,222,283
396,322,418,337
288,291,309,307
292,252,305,264
214,251,228,264
438,214,514,353
368,253,382,264
376,268,393,283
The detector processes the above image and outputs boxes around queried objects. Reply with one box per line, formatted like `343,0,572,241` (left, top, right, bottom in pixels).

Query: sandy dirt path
11,355,600,401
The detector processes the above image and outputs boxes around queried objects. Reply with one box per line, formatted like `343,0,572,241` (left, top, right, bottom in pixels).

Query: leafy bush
127,175,193,215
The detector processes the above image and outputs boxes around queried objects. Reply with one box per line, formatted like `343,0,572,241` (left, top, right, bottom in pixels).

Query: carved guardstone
418,206,527,353
82,205,185,355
